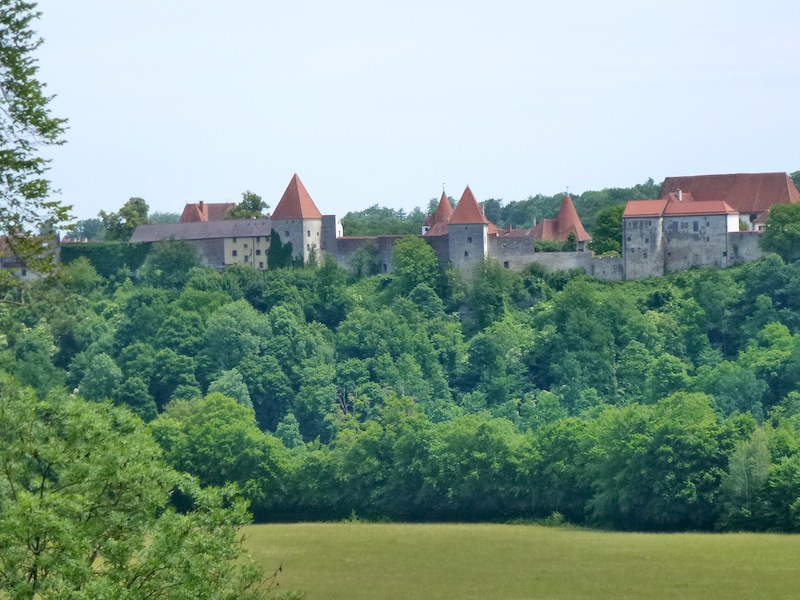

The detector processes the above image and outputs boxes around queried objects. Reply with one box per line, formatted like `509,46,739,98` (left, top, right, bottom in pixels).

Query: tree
228,190,269,220
761,203,800,262
0,374,285,599
149,211,180,223
391,236,440,295
141,239,202,289
0,0,69,274
588,204,624,255
73,217,105,240
99,197,149,241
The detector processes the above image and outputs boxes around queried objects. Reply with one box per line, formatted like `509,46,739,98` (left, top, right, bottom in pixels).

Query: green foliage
0,0,69,273
588,204,624,255
0,374,277,600
99,197,150,241
391,235,440,295
60,240,152,277
341,204,426,236
761,203,800,261
228,190,269,220
141,239,202,289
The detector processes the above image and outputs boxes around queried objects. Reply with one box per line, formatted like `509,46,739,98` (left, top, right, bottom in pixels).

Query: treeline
2,238,800,531
341,178,661,235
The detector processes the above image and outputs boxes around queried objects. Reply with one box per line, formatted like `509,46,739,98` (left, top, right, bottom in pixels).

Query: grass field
243,523,800,600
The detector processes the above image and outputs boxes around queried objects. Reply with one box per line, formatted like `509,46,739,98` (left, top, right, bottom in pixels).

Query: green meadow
244,523,800,600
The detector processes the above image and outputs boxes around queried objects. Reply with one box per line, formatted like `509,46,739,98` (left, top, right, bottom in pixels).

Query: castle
130,171,799,281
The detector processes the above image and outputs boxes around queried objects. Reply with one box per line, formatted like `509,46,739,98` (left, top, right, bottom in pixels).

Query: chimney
677,189,682,202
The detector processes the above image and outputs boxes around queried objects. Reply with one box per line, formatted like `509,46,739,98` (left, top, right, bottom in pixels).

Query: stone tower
447,186,494,272
271,174,324,265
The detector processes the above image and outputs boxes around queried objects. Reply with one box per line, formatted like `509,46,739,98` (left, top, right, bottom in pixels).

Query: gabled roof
272,174,323,220
660,172,799,215
423,192,455,236
179,202,235,223
130,219,272,243
531,195,592,242
449,187,492,225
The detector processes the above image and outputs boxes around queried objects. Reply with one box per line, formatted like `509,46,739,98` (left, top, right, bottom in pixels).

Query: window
255,236,260,242
307,230,311,237
285,230,290,237
644,238,649,243
255,249,261,255
232,250,238,257
503,261,510,269
243,243,248,248
382,263,388,273
680,222,688,229
259,261,264,268
464,251,469,257
643,252,648,258
693,221,699,232
626,236,631,242
467,236,472,243
232,237,237,242
722,251,727,257
306,244,311,251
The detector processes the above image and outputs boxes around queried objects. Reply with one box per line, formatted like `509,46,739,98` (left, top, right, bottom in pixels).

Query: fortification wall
728,231,765,265
331,235,403,274
487,236,534,270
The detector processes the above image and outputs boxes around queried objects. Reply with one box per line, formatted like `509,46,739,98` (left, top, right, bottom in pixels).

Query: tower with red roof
271,174,324,264
447,186,500,271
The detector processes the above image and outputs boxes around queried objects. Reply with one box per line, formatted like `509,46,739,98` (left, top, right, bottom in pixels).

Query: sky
33,0,800,221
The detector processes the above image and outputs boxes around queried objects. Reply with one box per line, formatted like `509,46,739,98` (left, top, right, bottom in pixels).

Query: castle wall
662,214,730,273
329,235,404,274
190,239,225,269
424,235,450,268
623,217,666,279
728,231,765,265
321,215,342,254
487,236,534,270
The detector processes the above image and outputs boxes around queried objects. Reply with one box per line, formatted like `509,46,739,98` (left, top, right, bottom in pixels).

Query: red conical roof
272,174,323,220
449,186,491,225
434,191,454,223
532,195,591,242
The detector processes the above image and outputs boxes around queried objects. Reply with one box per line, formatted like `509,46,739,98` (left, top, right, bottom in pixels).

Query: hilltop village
129,171,799,281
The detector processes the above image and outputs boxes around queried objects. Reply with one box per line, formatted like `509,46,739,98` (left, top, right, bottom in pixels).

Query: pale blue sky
35,0,800,220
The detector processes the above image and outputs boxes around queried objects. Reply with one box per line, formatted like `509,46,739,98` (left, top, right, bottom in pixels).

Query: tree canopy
0,0,69,275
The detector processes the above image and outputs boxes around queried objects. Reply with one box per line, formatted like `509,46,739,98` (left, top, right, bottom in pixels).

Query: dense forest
3,237,800,532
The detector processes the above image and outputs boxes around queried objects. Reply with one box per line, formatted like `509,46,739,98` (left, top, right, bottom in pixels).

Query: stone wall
623,217,666,279
330,235,404,274
191,239,225,269
663,214,730,273
728,231,765,265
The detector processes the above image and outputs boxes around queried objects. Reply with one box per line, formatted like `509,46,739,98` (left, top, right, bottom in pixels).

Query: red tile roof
449,186,492,225
664,201,737,216
272,174,323,220
623,199,670,218
531,195,592,242
660,172,799,215
623,198,738,218
423,192,455,236
179,202,236,223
